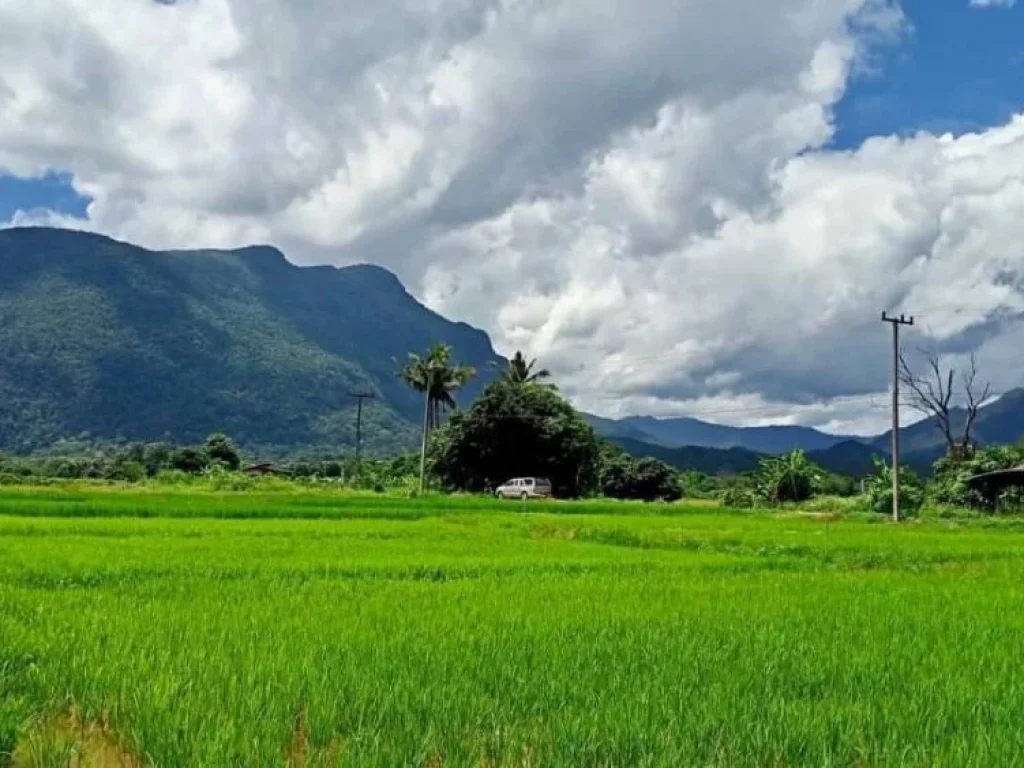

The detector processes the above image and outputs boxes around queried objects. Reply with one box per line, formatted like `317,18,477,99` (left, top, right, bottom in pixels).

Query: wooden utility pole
881,312,914,522
349,392,375,479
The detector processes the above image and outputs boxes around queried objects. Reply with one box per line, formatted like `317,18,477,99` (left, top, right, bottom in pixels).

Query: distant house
968,464,1024,509
245,462,290,477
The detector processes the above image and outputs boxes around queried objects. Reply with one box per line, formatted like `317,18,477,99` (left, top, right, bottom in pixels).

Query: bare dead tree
899,351,991,457
962,353,992,450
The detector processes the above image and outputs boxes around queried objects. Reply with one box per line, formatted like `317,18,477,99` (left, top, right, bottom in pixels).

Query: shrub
204,433,241,471
864,457,924,518
154,469,194,485
597,447,681,502
931,445,1024,510
998,487,1024,514
819,473,857,497
756,450,822,504
680,471,716,499
113,460,147,483
721,487,758,509
171,447,208,475
204,466,255,492
142,443,174,476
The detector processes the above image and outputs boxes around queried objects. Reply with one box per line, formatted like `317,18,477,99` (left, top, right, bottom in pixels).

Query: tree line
3,340,1021,512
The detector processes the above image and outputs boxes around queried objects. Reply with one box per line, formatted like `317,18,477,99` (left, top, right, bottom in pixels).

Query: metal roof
967,464,1024,488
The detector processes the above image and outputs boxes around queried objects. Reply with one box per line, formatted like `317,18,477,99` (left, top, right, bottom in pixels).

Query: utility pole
881,312,914,522
349,392,375,479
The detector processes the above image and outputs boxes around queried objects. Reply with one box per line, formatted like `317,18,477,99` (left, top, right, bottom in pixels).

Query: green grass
4,489,1024,765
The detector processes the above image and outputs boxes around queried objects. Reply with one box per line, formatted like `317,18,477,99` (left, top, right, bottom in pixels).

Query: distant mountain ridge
0,227,503,453
610,436,938,478
591,388,1024,473
586,412,859,453
609,415,854,453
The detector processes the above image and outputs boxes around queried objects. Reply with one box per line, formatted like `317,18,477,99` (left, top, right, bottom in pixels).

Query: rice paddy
3,488,1024,766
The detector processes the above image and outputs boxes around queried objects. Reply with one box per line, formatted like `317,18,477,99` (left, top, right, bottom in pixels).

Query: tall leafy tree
430,381,600,498
204,432,241,471
493,351,556,389
398,343,476,491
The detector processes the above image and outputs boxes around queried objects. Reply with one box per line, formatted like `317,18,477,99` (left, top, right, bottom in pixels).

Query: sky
1,0,1022,435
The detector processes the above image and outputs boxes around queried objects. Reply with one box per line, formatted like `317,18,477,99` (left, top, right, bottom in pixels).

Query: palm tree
492,351,556,389
398,343,477,492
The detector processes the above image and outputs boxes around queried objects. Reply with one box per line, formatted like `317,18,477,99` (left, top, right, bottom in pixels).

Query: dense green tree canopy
597,443,682,502
204,433,241,471
430,382,599,498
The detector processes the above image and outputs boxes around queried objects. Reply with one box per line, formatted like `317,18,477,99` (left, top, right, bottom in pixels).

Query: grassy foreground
3,489,1024,765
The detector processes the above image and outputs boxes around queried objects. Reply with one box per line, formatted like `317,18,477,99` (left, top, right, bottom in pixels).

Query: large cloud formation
1,0,1022,433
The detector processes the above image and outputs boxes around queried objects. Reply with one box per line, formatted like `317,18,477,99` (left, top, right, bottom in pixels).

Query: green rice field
4,487,1024,766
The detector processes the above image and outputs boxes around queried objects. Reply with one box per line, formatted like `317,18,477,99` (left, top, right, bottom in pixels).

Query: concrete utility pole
349,392,375,479
881,312,914,522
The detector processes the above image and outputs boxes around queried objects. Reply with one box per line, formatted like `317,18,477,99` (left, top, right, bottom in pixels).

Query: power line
514,303,1021,372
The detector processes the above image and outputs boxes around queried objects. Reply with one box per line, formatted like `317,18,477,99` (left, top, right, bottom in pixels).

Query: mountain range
586,413,855,453
0,227,501,455
2,227,1021,474
590,390,1024,476
589,390,1024,455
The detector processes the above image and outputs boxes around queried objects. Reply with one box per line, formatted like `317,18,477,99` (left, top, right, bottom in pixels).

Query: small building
967,464,1024,509
244,462,290,477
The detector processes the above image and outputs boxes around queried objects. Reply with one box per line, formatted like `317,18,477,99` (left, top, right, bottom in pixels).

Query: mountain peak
0,228,503,452
234,244,288,264
337,262,407,293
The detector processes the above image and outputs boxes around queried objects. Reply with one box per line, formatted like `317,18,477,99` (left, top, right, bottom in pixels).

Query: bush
597,445,682,502
721,487,758,509
819,473,857,497
171,447,208,475
931,445,1024,510
154,469,195,485
112,460,147,483
864,458,924,518
204,433,241,471
142,443,174,476
203,465,256,492
756,450,822,504
998,487,1024,514
679,471,716,499
798,495,863,515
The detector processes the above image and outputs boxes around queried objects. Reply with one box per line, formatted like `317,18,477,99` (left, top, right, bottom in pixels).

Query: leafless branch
899,351,955,452
962,353,992,448
899,349,992,456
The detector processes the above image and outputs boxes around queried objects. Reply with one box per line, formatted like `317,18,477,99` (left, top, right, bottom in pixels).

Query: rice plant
4,491,1024,765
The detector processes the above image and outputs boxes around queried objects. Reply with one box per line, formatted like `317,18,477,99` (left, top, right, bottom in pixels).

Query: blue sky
0,172,89,223
833,0,1024,148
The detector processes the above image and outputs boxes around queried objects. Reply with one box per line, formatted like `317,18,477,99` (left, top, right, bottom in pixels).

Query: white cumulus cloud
969,0,1017,8
1,0,1022,433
